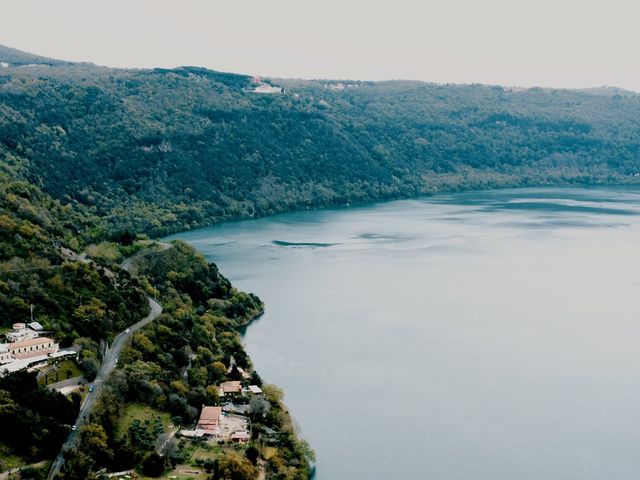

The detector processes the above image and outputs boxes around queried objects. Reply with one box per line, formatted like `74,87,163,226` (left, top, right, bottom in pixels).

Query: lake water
168,187,640,479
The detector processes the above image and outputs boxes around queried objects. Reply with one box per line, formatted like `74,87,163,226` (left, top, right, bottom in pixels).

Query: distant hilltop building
324,82,360,91
253,83,285,94
248,75,285,94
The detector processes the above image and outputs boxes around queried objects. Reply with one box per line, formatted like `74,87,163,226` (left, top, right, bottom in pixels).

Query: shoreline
162,180,640,241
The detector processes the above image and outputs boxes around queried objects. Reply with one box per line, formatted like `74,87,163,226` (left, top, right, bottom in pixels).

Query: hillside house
218,380,242,397
195,406,223,436
226,356,251,379
245,385,263,395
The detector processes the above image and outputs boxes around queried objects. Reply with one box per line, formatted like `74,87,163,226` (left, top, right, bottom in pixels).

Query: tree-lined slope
2,46,640,237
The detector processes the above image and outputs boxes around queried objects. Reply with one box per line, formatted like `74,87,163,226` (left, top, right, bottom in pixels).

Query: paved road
47,243,170,480
120,241,171,274
46,296,162,480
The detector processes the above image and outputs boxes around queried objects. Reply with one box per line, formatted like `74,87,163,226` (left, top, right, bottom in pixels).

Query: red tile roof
196,406,222,433
9,337,55,349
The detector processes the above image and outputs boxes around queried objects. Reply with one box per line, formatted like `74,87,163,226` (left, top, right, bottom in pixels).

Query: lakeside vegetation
59,242,312,480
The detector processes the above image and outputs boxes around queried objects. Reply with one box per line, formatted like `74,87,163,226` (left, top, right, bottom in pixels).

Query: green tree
245,445,260,465
141,452,165,477
80,423,113,463
218,453,258,480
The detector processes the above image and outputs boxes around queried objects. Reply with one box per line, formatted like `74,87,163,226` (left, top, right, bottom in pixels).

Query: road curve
47,296,162,480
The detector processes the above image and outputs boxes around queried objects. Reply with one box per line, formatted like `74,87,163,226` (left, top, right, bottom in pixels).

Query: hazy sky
2,0,640,90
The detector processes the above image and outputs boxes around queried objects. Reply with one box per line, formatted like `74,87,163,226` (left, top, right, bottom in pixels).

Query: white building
218,380,242,397
0,348,75,375
7,337,59,359
0,344,12,364
253,83,284,94
5,323,39,342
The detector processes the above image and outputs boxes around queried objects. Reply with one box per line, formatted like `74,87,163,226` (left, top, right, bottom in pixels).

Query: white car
71,425,77,431
125,328,130,333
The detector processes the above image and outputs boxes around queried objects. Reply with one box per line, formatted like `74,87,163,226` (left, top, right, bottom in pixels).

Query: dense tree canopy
0,371,78,461
2,46,640,238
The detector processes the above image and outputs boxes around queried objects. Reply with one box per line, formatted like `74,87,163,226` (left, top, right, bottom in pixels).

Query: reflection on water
168,187,640,480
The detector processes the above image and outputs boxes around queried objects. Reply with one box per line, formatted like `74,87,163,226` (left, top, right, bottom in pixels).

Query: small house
218,381,242,397
247,385,263,395
195,406,222,436
230,430,251,443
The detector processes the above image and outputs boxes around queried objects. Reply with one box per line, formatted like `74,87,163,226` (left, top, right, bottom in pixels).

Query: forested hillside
0,168,313,479
0,46,317,477
2,46,640,237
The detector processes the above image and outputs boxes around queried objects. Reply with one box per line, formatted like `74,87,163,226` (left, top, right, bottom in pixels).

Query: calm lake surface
168,187,640,479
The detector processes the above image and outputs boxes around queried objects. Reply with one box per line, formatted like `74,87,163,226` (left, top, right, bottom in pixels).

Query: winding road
46,296,162,479
46,247,166,480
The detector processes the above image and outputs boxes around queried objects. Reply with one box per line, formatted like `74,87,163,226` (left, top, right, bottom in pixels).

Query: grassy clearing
38,359,83,386
185,439,248,464
116,403,172,439
85,241,123,263
162,440,245,480
0,442,25,472
190,443,225,463
158,464,209,480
